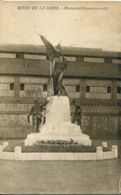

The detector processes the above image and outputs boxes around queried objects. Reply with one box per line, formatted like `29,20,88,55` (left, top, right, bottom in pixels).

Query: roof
82,105,120,114
0,44,121,58
0,58,121,79
0,104,120,114
65,61,121,79
0,58,49,76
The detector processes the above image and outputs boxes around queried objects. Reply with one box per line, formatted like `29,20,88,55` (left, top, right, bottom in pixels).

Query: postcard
0,1,121,194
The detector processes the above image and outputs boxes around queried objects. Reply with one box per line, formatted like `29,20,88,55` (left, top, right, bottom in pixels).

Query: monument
25,36,91,146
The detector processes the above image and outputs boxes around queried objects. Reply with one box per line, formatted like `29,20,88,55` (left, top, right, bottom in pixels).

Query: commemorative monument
25,36,91,146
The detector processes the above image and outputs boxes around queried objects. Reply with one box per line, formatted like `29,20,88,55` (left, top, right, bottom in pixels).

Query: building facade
0,44,121,139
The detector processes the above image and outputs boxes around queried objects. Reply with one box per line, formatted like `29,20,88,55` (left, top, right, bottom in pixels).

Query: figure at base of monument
27,99,48,132
72,100,82,129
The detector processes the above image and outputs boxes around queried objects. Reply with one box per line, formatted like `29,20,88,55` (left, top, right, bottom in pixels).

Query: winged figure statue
39,35,68,96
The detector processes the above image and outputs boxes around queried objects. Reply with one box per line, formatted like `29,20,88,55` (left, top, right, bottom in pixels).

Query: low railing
0,141,118,161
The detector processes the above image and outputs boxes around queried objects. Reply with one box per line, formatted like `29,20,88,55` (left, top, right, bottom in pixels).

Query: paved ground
0,139,121,194
0,159,121,194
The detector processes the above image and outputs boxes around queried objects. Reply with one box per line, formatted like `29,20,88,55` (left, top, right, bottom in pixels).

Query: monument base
25,96,92,146
25,133,91,146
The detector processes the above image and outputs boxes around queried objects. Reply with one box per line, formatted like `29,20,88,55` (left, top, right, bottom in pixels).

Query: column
112,80,117,101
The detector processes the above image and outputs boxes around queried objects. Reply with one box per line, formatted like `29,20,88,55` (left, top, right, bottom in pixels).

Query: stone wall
82,115,120,139
0,113,33,139
0,102,120,139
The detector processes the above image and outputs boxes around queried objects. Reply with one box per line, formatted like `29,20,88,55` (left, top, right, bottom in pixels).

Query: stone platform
25,96,91,146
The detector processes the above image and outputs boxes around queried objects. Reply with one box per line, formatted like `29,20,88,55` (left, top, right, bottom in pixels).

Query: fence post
3,141,8,149
112,145,118,158
102,142,108,148
0,145,3,153
96,146,103,160
14,146,22,160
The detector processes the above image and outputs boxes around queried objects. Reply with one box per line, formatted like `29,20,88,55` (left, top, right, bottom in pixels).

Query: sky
0,1,121,51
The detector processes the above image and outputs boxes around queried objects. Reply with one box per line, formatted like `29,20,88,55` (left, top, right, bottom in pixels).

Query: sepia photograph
0,1,121,194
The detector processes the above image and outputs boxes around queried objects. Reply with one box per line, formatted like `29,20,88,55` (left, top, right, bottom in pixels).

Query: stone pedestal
25,96,92,146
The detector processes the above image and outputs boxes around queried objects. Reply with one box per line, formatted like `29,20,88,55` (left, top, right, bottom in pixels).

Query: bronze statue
40,35,68,96
28,99,48,132
53,59,68,96
72,100,82,128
